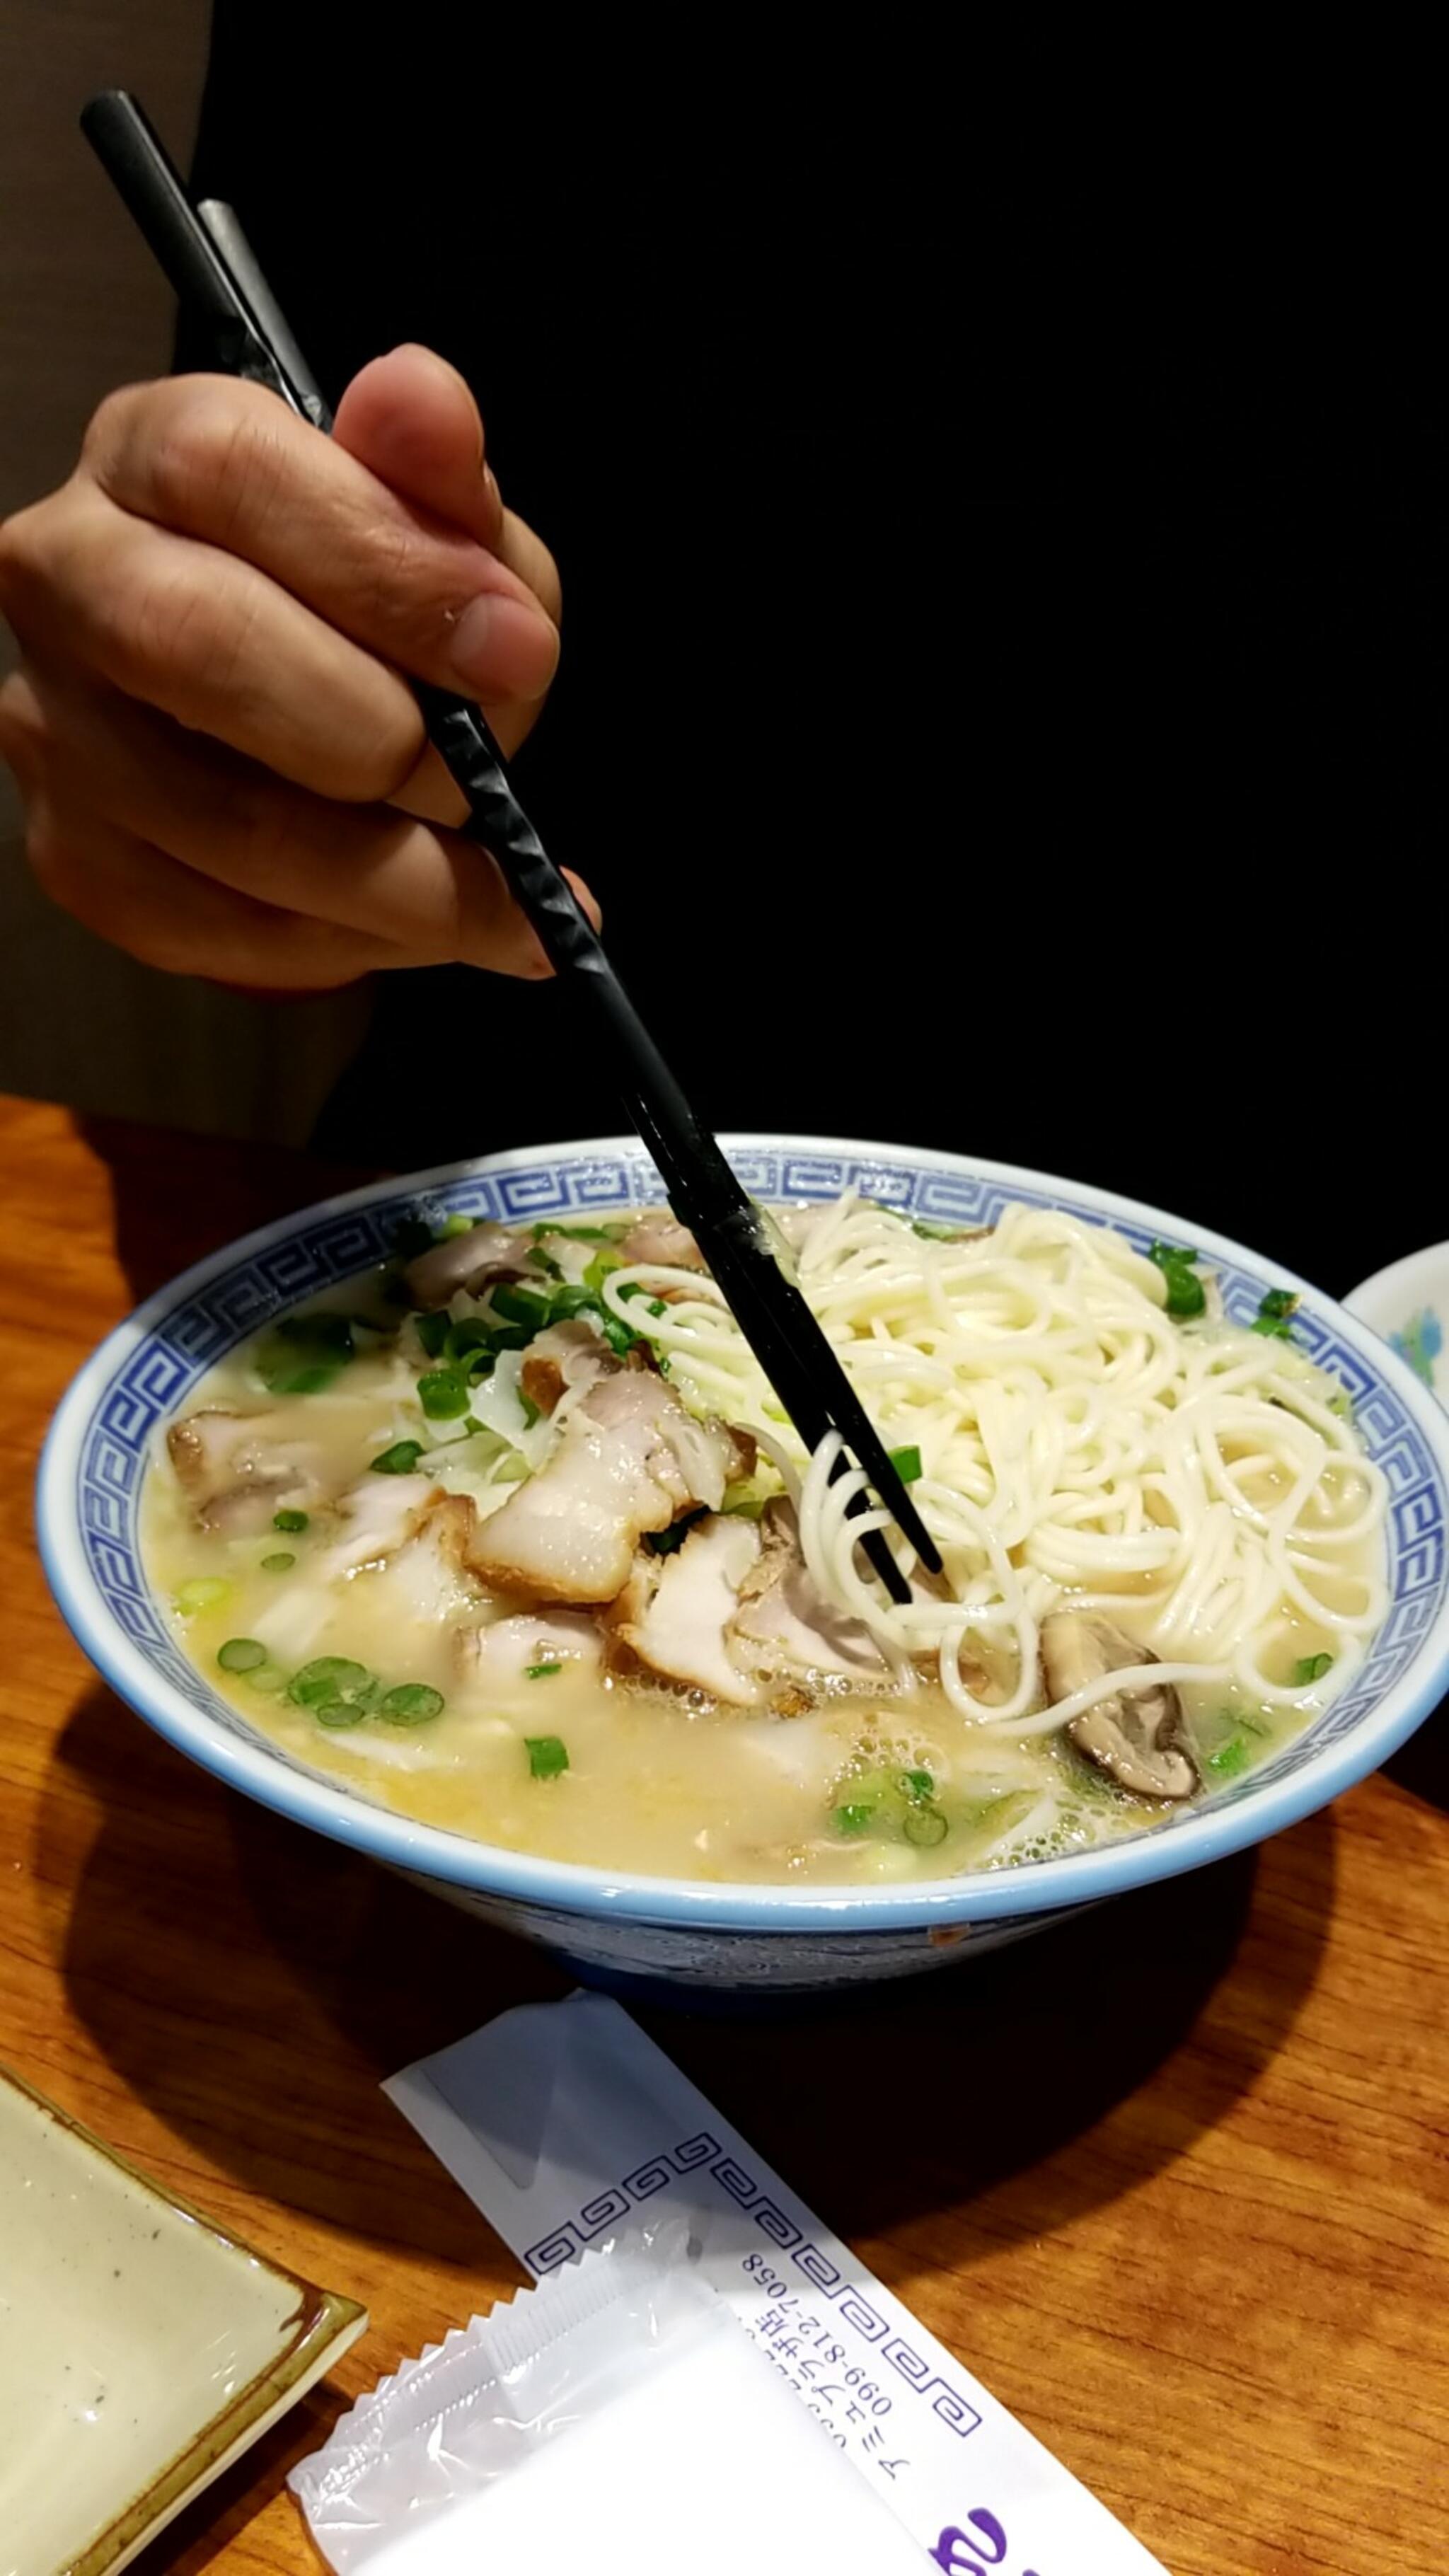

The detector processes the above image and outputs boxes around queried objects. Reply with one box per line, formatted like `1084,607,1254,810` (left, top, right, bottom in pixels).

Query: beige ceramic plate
0,2065,366,2576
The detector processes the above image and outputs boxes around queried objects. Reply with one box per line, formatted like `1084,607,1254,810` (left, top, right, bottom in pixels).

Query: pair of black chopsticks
80,90,940,1602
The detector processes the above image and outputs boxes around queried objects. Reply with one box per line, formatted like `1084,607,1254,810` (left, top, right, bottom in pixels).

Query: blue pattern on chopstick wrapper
74,1148,1449,1818
517,2126,985,2436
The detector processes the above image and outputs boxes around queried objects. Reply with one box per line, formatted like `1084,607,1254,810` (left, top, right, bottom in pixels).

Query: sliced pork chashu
518,1318,615,1417
616,1215,708,1271
727,1501,885,1683
167,1409,325,1536
402,1221,532,1308
610,1514,763,1703
466,1370,749,1604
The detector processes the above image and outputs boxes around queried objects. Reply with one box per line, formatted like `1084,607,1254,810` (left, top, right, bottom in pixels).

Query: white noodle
611,1194,1385,1738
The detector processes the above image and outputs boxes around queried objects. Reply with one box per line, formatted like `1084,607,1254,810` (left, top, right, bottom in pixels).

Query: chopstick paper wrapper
384,1993,1165,2573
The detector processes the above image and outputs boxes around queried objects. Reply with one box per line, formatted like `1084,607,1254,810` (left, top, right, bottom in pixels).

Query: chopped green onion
902,1802,949,1847
539,1223,625,1245
1292,1651,1333,1685
447,1317,496,1365
833,1801,876,1836
1148,1241,1206,1319
241,1662,287,1697
217,1637,267,1674
414,1310,451,1358
260,1551,296,1573
258,1310,355,1395
417,1368,469,1420
272,1508,308,1534
646,1509,704,1556
491,1283,552,1328
910,1215,969,1241
526,1733,570,1777
543,1284,597,1322
276,1312,354,1353
618,1281,667,1318
379,1682,445,1725
371,1439,424,1475
316,1701,366,1729
517,1390,541,1430
722,1477,770,1519
524,1660,563,1680
532,1279,643,1359
1253,1287,1300,1339
900,1767,935,1801
288,1656,376,1714
528,1242,564,1280
583,1249,625,1296
174,1576,231,1618
1208,1735,1252,1777
391,1217,434,1259
492,1326,534,1358
439,1212,476,1238
888,1445,923,1485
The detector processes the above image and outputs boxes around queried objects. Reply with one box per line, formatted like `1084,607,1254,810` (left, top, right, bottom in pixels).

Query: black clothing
189,13,1443,1293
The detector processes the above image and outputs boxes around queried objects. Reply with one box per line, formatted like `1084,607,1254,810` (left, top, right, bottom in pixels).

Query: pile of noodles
599,1194,1387,1734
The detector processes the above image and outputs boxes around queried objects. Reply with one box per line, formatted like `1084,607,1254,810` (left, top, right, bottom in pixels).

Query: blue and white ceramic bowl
37,1138,1449,1995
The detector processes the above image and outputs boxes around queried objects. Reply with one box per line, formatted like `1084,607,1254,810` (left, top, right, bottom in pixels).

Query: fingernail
483,461,501,506
448,592,559,699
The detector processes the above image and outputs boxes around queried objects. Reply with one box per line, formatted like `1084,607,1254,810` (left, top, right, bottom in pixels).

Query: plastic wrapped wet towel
290,2222,926,2572
381,1992,1168,2572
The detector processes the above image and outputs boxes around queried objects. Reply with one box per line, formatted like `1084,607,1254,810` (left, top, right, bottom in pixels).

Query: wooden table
1,1093,1445,2575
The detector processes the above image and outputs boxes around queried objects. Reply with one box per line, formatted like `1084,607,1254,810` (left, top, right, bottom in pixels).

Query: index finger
84,375,560,711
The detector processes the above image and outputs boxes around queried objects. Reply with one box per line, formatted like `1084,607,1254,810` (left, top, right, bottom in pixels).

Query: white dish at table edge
35,1136,1449,1980
1346,1238,1449,1408
0,2063,364,2576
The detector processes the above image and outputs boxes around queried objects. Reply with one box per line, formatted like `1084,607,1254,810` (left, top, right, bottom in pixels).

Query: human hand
0,343,592,988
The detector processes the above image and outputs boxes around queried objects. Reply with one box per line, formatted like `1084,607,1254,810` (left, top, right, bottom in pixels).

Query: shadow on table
40,1683,1337,2272
128,2381,342,2576
74,1109,378,1306
1382,1693,1448,1813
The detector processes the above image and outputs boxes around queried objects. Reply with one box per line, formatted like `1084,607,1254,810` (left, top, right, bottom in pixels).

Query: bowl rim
1346,1237,1449,1327
37,1131,1449,1932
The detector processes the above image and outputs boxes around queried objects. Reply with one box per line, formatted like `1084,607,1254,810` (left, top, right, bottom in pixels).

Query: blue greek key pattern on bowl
521,2130,983,2437
69,1145,1449,1829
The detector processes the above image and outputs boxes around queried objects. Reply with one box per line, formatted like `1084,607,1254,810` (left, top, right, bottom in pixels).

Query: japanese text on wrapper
741,2256,1042,2574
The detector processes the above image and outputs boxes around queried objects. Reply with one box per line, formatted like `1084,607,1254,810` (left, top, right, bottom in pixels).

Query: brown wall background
0,1,367,1144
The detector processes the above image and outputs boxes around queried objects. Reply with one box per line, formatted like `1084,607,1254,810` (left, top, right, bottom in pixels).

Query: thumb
334,342,502,545
334,345,560,623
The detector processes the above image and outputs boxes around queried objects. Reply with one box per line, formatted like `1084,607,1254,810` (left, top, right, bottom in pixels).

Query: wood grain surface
1,1094,1445,2575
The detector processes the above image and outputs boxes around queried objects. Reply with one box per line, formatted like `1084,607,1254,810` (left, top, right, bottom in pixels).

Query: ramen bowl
37,1138,1449,1995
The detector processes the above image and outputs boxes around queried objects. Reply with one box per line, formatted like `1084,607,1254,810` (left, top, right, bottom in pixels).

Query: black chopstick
80,89,942,1600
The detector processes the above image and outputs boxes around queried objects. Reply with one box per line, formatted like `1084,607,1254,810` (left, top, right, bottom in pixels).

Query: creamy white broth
141,1201,1381,1885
